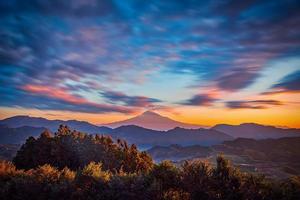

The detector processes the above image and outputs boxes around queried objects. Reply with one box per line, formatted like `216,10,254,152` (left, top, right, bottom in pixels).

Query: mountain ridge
0,115,112,134
1,115,300,147
212,123,300,139
109,124,233,148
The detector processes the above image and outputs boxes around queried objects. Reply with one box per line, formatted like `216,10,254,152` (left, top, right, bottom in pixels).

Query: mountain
109,125,233,148
0,115,229,147
0,125,46,144
0,122,232,147
0,115,112,134
212,123,300,139
104,111,203,130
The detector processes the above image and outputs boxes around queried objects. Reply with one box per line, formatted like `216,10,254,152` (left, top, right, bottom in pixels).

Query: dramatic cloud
0,84,133,114
226,100,283,109
0,0,299,114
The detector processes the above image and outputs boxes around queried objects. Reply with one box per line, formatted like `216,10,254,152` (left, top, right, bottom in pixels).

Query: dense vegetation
0,126,299,200
13,125,153,173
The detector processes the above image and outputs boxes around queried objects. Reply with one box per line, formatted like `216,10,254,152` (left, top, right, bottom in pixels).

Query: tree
181,160,211,199
13,125,153,173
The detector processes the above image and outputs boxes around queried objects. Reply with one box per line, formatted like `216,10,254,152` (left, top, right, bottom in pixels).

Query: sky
0,0,300,128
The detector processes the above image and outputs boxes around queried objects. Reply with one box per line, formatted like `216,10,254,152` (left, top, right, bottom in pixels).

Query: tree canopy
13,125,153,173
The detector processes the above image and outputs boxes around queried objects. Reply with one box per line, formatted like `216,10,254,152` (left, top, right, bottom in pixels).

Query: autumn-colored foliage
0,126,299,200
13,125,153,173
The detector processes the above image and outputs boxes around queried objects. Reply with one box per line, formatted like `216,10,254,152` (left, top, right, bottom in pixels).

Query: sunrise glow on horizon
1,1,300,128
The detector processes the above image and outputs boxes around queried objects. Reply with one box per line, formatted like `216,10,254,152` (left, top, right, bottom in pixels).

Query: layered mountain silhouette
0,115,112,134
104,111,203,130
0,124,232,147
212,123,300,139
0,125,46,144
0,115,229,147
1,115,300,147
109,126,233,148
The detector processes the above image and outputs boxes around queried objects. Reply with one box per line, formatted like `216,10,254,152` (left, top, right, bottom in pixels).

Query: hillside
147,137,300,179
214,137,300,163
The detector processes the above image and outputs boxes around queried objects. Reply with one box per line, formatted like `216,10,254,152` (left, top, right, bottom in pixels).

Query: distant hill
212,123,300,139
0,115,112,134
104,111,203,130
0,125,46,144
110,125,233,148
214,137,300,163
148,137,300,163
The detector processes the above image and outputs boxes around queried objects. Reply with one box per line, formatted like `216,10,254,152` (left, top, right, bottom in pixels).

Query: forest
1,125,299,200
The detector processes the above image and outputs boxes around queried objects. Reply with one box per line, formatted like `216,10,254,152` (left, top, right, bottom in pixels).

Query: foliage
13,125,153,173
80,162,111,182
0,126,299,199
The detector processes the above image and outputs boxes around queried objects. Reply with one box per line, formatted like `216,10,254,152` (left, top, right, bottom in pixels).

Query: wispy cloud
272,70,300,91
0,0,299,116
262,70,300,95
226,100,283,109
181,94,217,106
19,84,134,114
215,68,259,91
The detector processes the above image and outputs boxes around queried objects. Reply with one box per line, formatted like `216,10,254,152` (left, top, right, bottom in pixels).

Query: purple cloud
182,94,217,106
215,68,259,91
226,100,283,109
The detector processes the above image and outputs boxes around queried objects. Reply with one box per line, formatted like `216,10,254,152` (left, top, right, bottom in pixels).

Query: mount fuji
104,111,204,131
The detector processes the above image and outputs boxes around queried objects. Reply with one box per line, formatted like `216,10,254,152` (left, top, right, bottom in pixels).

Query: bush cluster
13,125,153,173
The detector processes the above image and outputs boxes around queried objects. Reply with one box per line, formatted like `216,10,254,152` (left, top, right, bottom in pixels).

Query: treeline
13,125,153,173
0,126,299,200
